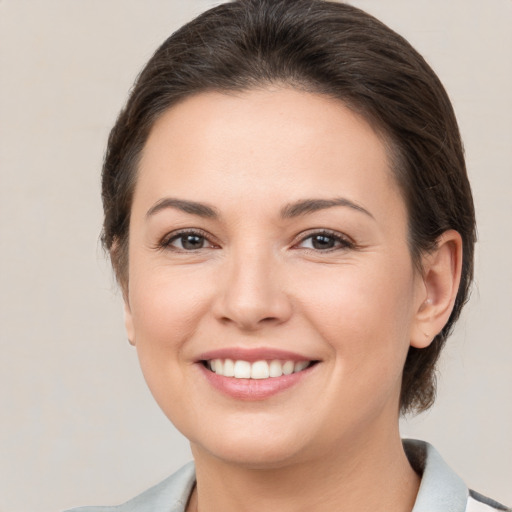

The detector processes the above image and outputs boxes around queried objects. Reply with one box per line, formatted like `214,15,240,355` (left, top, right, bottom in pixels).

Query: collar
405,439,469,512
121,440,468,512
121,461,196,512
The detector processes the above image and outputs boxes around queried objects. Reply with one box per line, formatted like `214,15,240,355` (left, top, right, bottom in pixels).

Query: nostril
261,316,280,323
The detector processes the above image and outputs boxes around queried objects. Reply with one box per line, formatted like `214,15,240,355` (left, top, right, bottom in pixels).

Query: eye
172,233,207,250
296,231,354,251
161,230,217,251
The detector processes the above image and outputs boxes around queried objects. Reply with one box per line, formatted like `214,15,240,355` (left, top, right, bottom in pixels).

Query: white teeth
213,359,223,375
234,360,251,378
251,360,269,379
223,358,235,377
282,360,295,375
269,360,283,377
294,361,308,373
206,359,311,379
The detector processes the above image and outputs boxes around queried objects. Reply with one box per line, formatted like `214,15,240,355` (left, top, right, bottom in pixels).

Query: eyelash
157,229,355,253
158,229,218,252
293,230,355,252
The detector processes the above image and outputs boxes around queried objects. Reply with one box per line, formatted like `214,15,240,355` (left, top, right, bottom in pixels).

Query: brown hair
101,0,476,414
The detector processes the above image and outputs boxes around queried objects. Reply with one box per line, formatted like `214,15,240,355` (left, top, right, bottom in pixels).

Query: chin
198,442,304,470
188,422,312,469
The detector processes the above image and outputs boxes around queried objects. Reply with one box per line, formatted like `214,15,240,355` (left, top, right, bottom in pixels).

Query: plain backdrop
0,1,511,511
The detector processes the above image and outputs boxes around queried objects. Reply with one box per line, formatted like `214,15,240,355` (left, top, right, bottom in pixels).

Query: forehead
135,88,403,223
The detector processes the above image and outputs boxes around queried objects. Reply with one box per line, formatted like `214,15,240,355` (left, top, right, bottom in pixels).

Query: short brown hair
101,0,476,414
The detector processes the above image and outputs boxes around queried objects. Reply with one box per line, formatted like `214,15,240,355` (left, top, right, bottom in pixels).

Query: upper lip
196,347,317,363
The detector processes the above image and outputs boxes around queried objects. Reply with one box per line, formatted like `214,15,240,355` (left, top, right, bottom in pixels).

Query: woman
67,0,509,511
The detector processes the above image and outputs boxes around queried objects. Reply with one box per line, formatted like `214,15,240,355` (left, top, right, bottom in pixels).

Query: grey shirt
65,439,510,512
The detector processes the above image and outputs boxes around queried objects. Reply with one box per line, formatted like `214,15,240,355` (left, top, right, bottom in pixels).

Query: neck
188,427,420,512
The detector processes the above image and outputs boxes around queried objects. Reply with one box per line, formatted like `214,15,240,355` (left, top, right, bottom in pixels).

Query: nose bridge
215,240,292,330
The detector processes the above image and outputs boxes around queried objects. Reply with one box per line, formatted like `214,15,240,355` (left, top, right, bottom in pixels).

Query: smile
197,348,320,399
205,359,313,379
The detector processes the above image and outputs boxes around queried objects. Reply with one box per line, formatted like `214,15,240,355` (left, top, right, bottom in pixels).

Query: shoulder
403,439,511,512
63,461,196,512
467,490,512,512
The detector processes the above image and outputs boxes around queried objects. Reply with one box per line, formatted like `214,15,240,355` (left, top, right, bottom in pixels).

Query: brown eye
168,233,208,250
310,234,336,250
297,231,353,251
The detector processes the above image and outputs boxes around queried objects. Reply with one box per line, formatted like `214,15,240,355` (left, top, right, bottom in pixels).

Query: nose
212,247,293,331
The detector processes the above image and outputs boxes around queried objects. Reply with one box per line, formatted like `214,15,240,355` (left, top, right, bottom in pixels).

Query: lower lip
198,363,316,401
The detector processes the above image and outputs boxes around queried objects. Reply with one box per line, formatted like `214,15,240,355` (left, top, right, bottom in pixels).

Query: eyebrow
146,196,374,221
146,198,219,219
280,198,374,219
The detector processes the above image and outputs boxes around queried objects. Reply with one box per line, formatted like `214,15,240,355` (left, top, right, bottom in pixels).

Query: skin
123,88,462,512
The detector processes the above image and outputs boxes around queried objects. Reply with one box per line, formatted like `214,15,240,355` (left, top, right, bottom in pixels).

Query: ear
124,299,136,346
410,230,463,349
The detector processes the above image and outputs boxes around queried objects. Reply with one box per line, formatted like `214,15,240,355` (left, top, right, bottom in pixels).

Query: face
125,88,427,469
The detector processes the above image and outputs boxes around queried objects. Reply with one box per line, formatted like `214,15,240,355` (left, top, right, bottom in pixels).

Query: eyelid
157,228,219,251
292,229,355,251
154,227,354,253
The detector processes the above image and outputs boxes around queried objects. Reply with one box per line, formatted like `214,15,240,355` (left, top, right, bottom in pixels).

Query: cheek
296,257,416,373
128,263,214,366
127,269,211,423
302,260,413,327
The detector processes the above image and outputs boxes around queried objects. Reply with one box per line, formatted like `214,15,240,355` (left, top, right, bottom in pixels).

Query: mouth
202,358,317,379
196,348,320,399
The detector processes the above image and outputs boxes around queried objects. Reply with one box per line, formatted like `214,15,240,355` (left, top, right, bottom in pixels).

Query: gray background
0,1,510,511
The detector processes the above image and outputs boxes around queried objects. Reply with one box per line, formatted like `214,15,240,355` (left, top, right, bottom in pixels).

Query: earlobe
410,230,463,349
124,300,136,346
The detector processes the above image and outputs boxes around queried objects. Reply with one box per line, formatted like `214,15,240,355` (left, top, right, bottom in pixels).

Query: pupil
312,235,334,250
182,234,204,250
